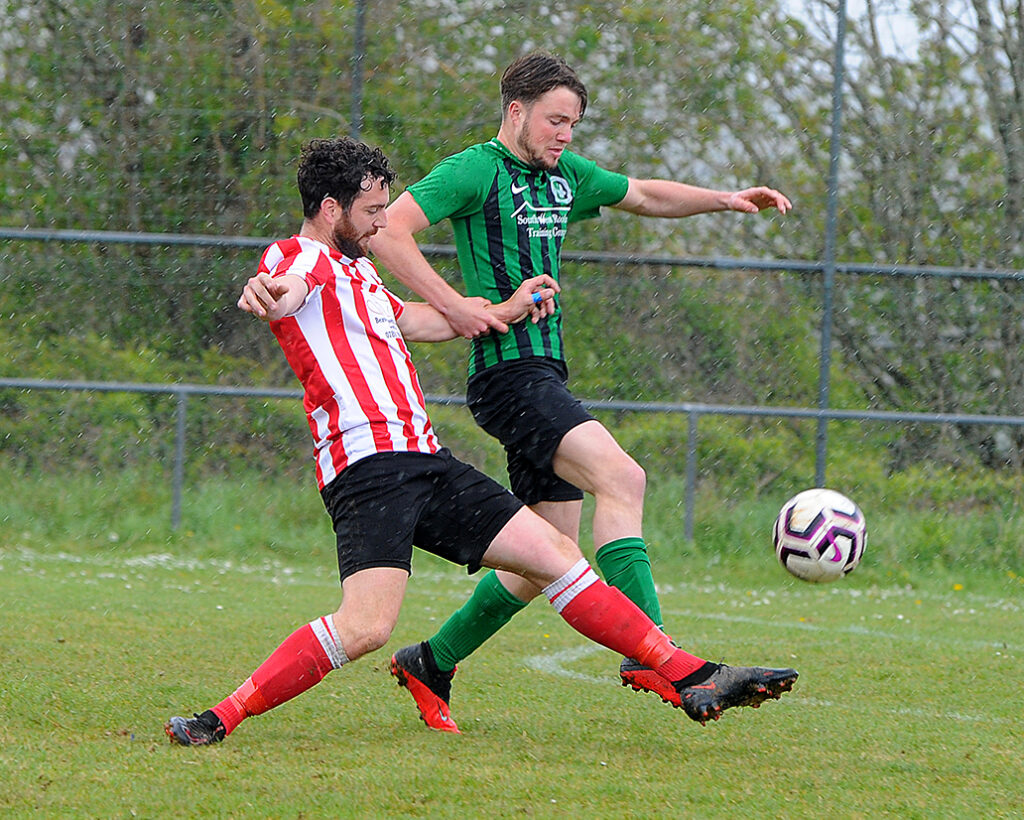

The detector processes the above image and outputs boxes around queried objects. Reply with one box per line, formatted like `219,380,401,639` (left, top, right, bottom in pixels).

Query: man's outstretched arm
399,275,559,343
614,178,792,219
371,191,508,339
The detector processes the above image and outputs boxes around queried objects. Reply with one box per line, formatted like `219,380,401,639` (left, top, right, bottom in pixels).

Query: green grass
2,470,1022,818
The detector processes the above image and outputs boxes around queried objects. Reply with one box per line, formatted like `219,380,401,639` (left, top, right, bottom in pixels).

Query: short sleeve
385,288,404,318
561,152,629,223
407,148,492,225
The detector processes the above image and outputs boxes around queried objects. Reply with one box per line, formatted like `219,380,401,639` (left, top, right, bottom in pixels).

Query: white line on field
662,607,1024,654
522,646,1008,724
5,546,1020,653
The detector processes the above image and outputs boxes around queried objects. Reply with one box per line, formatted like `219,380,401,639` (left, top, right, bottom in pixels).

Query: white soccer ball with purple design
773,488,866,583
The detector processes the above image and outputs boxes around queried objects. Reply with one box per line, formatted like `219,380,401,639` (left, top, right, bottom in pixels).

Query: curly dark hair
500,52,588,118
296,137,397,217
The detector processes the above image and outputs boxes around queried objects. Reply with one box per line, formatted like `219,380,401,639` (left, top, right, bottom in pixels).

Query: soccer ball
773,488,866,583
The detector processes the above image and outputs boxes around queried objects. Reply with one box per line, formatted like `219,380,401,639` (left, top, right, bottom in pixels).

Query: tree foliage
2,0,1024,469
775,0,1024,466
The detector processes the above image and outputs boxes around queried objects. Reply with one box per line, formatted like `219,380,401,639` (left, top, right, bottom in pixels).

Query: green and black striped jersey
407,139,629,376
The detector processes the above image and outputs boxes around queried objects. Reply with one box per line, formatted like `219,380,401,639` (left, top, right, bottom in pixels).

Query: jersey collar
487,138,556,176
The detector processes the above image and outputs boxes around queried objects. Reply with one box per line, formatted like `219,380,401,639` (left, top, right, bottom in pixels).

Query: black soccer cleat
675,664,798,725
164,711,226,746
390,642,460,734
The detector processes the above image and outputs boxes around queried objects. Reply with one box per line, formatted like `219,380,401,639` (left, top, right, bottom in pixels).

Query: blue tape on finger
532,292,543,305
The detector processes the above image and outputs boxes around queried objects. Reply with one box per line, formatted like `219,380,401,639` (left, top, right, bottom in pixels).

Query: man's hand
443,296,512,338
489,275,560,326
237,272,304,322
727,186,792,215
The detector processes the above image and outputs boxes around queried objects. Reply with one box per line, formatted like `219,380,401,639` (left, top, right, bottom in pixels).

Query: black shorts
319,448,524,583
466,358,593,506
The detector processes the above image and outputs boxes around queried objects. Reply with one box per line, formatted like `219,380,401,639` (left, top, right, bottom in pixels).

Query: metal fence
5,221,1024,535
5,374,1024,536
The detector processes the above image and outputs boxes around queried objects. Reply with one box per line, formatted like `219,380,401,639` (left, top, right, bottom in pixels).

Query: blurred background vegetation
3,0,1024,566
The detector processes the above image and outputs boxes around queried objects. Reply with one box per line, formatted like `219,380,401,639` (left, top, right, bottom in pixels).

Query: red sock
212,617,345,735
546,560,706,682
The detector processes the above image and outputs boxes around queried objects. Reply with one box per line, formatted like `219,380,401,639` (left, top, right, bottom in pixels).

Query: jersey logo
511,199,570,219
511,199,569,240
365,289,391,315
510,180,529,195
549,175,572,205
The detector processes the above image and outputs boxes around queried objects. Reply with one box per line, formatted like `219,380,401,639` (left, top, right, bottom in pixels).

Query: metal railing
6,376,1024,536
5,226,1024,282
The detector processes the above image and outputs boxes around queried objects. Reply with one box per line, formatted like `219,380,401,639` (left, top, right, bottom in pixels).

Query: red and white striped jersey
259,235,440,489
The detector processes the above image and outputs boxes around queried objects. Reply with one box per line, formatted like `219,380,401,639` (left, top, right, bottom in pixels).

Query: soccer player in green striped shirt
372,52,793,731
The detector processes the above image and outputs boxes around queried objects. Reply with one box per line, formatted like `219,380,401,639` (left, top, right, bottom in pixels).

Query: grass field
2,472,1022,818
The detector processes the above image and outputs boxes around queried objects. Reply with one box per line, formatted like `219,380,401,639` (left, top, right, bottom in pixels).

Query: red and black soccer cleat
164,711,226,746
619,657,683,707
674,663,799,725
390,642,460,734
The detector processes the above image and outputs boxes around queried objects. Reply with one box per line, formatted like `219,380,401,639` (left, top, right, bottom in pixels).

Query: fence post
816,0,848,487
172,390,187,530
350,0,366,139
684,409,698,542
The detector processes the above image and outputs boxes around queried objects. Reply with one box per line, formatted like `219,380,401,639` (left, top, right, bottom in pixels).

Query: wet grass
2,470,1022,817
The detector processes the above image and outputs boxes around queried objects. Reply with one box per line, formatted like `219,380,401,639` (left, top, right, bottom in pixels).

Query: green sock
595,536,664,628
428,569,529,672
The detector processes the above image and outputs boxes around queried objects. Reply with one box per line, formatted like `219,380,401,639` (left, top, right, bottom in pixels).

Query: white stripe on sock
310,616,349,669
543,559,599,614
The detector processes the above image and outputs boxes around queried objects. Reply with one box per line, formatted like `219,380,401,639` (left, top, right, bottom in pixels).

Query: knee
532,523,584,570
627,459,647,497
527,531,586,589
337,619,395,660
598,455,646,503
365,622,395,654
554,531,583,563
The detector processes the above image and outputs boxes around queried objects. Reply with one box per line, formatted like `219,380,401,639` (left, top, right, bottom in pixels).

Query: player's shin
595,536,663,627
428,569,529,671
212,616,349,735
543,559,709,683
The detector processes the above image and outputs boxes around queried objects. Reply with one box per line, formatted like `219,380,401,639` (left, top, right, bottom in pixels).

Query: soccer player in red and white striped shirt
163,138,796,747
